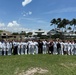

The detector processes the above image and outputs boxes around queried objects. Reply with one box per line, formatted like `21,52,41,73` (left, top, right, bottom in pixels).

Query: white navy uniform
23,42,28,55
70,42,74,55
64,42,68,52
60,42,64,55
30,41,35,55
67,42,71,55
0,42,2,55
74,43,76,55
34,41,38,54
8,42,12,55
17,42,21,55
53,42,57,54
2,42,7,55
42,41,47,54
20,42,24,55
28,41,32,54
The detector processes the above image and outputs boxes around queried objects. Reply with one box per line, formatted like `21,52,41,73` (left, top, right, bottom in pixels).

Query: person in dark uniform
13,40,18,55
57,40,61,55
38,40,43,54
49,40,54,54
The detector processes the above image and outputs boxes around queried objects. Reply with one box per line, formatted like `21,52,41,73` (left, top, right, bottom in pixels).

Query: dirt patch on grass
14,68,19,75
69,63,76,67
60,63,70,69
60,63,76,70
15,67,48,75
60,63,76,67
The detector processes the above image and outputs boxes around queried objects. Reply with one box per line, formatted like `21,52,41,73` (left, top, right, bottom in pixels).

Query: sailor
74,42,76,55
0,42,2,55
23,41,28,55
70,41,74,55
57,40,61,55
60,40,64,55
6,41,10,55
34,40,38,54
49,40,54,54
42,39,47,54
38,40,43,54
28,39,32,54
17,41,21,55
20,41,24,55
67,41,71,55
46,40,50,54
13,40,18,55
64,40,68,55
30,40,35,55
8,41,12,55
3,41,7,55
53,40,57,54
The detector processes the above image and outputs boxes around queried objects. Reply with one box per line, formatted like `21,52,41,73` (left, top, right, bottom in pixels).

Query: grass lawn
0,54,76,75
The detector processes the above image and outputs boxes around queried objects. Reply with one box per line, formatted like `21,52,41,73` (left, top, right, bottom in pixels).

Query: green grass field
0,54,76,75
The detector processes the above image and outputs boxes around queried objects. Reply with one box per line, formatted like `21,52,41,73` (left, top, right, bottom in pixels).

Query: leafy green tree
26,32,33,37
70,18,76,32
20,31,26,35
12,32,19,35
61,19,70,32
50,18,57,30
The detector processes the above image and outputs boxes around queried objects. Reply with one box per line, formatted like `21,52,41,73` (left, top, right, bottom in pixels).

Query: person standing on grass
53,40,57,54
67,41,71,55
0,42,2,55
70,40,74,55
3,41,7,55
6,40,10,55
28,40,35,55
17,41,21,55
60,40,64,55
28,39,32,54
46,40,50,54
13,40,18,55
49,40,54,54
34,40,38,54
42,39,47,54
8,41,12,55
23,41,28,55
57,40,61,55
64,40,68,55
74,42,76,55
20,41,24,55
38,40,43,54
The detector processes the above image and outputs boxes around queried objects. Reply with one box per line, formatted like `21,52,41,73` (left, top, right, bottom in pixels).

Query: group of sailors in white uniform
0,39,76,56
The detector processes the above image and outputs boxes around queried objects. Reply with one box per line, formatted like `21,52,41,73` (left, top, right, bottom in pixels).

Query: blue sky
0,0,76,32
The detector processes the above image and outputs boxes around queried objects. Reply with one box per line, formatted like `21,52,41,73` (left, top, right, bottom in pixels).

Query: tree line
50,18,76,32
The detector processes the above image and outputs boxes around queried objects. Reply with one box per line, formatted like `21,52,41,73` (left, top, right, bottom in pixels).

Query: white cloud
0,21,34,33
7,21,19,27
0,23,5,27
22,0,32,7
0,18,49,33
28,11,32,15
22,11,32,16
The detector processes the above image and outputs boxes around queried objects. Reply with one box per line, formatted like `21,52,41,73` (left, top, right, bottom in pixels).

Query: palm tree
61,18,70,32
57,18,61,25
57,18,62,28
70,18,76,32
50,18,57,31
57,18,69,39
